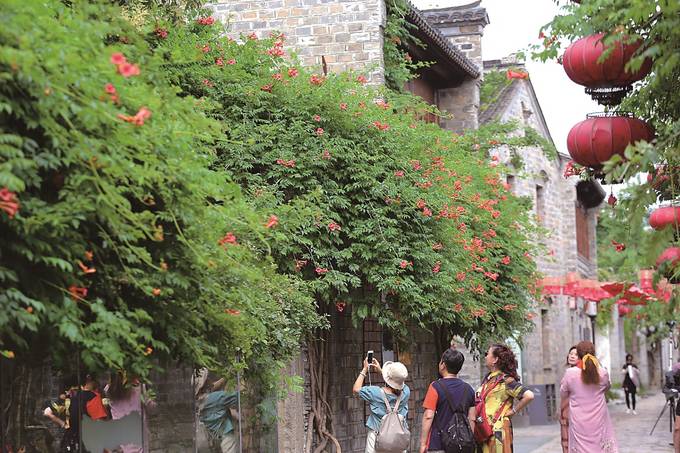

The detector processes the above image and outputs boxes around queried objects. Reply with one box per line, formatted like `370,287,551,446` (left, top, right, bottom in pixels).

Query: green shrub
0,0,322,380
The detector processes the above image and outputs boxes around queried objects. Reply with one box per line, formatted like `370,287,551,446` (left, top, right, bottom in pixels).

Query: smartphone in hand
367,350,374,365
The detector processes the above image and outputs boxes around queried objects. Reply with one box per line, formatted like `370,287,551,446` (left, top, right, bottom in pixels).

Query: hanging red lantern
657,247,680,267
567,113,654,168
649,205,680,230
562,33,652,105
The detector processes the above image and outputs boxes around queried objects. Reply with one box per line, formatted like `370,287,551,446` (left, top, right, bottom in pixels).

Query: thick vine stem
306,330,341,453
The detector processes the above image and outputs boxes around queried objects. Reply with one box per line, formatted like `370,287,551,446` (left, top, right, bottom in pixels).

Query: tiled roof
405,1,481,79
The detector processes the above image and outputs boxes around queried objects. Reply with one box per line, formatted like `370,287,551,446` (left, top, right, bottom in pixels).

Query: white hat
382,361,408,390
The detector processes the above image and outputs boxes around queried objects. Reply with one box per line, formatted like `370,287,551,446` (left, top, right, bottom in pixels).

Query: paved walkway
514,393,675,452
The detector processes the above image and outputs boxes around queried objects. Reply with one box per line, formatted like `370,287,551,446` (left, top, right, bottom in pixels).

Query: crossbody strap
434,379,464,414
491,399,511,424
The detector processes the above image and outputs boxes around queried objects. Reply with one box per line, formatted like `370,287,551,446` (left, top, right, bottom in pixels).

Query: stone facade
479,57,612,422
210,0,387,83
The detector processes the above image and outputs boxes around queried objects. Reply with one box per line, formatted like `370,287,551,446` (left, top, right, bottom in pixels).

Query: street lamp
585,300,598,343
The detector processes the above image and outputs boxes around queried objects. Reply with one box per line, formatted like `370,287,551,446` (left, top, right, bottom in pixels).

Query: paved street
514,393,675,452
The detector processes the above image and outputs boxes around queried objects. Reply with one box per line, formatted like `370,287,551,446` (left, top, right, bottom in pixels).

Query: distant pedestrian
475,344,534,453
621,354,640,415
353,358,410,453
560,346,578,453
560,340,618,453
418,348,475,453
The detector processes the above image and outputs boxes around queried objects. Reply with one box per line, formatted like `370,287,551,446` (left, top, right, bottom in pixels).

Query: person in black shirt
621,354,640,415
419,348,476,453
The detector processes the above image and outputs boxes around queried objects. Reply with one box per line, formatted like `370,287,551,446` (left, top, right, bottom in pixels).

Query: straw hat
382,361,408,390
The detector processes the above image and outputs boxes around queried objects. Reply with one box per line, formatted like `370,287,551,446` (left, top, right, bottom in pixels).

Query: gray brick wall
210,0,387,83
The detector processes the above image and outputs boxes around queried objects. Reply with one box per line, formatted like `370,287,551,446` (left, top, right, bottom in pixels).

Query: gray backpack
375,388,410,452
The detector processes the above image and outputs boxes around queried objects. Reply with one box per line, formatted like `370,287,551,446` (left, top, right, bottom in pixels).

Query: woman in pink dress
560,341,618,453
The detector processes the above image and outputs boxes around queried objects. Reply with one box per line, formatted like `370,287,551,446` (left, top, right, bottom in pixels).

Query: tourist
621,353,640,415
476,344,534,453
353,357,410,453
104,371,155,452
560,341,618,452
560,346,578,453
418,348,476,453
196,373,240,453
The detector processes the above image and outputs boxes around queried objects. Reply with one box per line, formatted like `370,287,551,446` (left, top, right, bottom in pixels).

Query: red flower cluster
432,261,441,273
315,267,328,275
218,232,237,247
394,170,404,177
456,272,466,281
202,79,213,87
471,307,486,317
288,67,298,78
315,127,324,136
201,44,211,53
328,222,341,232
310,74,325,86
500,256,511,265
0,188,20,219
197,16,215,25
371,121,389,131
261,84,273,93
117,107,152,126
265,215,279,228
154,28,168,39
339,102,348,110
411,160,422,171
357,75,367,84
336,301,347,312
225,308,241,315
68,285,88,300
563,160,582,178
399,260,412,269
375,99,389,110
104,83,119,103
215,57,224,66
432,242,443,251
322,149,331,160
110,53,140,78
276,159,296,168
272,73,283,81
502,304,516,311
267,38,285,57
611,240,625,252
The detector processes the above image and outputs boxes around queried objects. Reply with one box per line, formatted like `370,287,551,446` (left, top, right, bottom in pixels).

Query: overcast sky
412,0,601,156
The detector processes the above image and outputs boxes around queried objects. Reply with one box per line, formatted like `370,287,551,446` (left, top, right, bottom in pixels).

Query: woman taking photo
352,357,410,453
560,341,618,452
476,344,534,453
560,346,578,453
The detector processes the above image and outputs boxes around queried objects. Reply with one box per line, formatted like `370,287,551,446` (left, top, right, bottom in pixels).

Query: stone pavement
513,393,675,452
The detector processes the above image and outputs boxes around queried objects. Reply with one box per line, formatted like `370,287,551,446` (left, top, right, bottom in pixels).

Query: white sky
412,0,600,156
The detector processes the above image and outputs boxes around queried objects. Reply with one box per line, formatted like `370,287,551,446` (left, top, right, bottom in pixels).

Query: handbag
473,375,511,443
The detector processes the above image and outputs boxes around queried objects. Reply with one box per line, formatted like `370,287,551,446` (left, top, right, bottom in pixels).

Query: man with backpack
419,349,476,453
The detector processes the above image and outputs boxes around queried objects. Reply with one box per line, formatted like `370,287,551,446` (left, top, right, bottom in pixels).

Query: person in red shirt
419,349,476,453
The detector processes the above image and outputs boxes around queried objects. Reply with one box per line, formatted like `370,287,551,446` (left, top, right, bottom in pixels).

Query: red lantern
657,247,680,267
563,33,652,105
649,205,680,230
567,113,654,168
617,301,632,317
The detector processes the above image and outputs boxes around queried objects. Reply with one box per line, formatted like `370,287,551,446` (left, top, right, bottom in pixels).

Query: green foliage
383,0,431,91
480,70,513,113
151,21,545,350
595,190,678,332
0,0,322,383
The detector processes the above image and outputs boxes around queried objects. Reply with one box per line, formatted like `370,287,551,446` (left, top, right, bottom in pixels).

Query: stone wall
210,0,387,83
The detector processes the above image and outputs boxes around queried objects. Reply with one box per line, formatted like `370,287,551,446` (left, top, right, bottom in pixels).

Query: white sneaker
633,410,637,415
626,408,630,414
